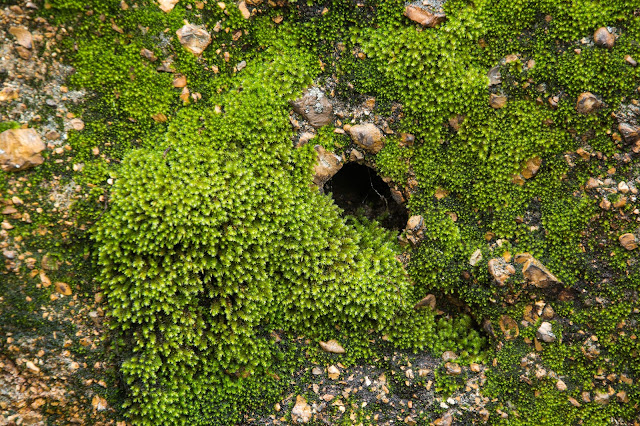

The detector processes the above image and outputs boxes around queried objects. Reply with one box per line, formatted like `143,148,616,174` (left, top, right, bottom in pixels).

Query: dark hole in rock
324,163,408,231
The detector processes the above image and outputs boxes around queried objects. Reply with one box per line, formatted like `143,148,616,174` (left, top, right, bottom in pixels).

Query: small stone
319,340,345,354
619,233,638,250
173,75,187,88
290,88,333,128
487,66,501,86
406,215,424,231
490,94,507,109
469,248,483,266
556,379,567,391
70,118,85,131
537,321,556,343
499,315,519,340
542,304,555,319
0,87,19,102
618,181,629,194
348,123,384,154
470,363,481,373
568,396,581,407
291,395,312,423
593,391,610,405
585,177,603,189
613,196,627,209
521,256,560,288
521,157,542,179
404,4,446,27
313,145,342,187
0,128,45,172
442,351,457,362
312,366,323,375
176,23,212,56
157,0,179,12
444,362,461,375
25,361,40,373
576,92,603,115
593,27,614,49
55,282,72,296
92,395,108,411
488,258,515,286
413,294,436,310
625,55,637,67
349,149,364,162
616,390,629,403
140,48,157,62
236,60,247,72
327,365,340,380
9,27,32,49
238,1,251,19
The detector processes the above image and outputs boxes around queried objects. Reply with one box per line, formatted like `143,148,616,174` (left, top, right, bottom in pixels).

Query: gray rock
290,88,333,128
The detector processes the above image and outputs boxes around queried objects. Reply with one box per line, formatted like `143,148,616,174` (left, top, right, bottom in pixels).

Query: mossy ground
1,0,639,424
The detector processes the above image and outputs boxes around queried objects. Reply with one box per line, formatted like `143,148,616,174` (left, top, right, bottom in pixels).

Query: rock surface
347,123,384,154
290,88,333,128
0,128,46,172
576,92,603,115
404,4,446,27
488,258,515,286
619,233,638,250
291,395,312,423
176,23,211,55
312,145,342,187
593,27,614,49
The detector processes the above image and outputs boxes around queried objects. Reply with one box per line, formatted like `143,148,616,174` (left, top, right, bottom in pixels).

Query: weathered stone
619,233,638,250
448,115,465,131
176,23,212,56
319,340,345,354
536,321,556,343
521,256,560,288
291,395,312,423
413,294,436,310
556,379,567,391
157,0,179,12
290,87,333,128
625,55,637,67
488,258,515,286
140,48,157,62
312,145,342,187
490,94,507,109
576,92,603,115
442,351,458,362
0,128,45,172
238,1,251,19
404,5,446,27
9,27,32,49
593,27,614,49
0,87,19,102
521,157,542,179
499,315,519,340
55,282,72,296
593,391,610,405
406,215,424,231
487,66,501,86
327,365,340,380
444,362,461,375
469,249,483,266
348,148,363,162
348,123,384,154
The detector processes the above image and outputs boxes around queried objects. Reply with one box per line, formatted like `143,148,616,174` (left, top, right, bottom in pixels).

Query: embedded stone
521,157,542,179
290,87,333,128
593,391,610,405
157,0,179,12
327,365,340,380
488,258,515,286
499,315,519,340
625,55,637,67
238,1,251,19
487,66,501,86
469,249,482,266
319,339,345,354
0,128,45,172
291,395,312,423
576,92,603,115
490,94,507,109
140,48,157,62
442,351,458,362
312,145,342,187
176,23,212,56
413,294,436,310
521,256,560,288
444,362,461,375
619,233,638,250
536,321,556,343
9,27,32,49
348,123,384,154
593,27,614,49
404,4,446,27
406,215,424,231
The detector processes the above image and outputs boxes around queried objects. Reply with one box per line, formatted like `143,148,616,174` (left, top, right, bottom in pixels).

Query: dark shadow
324,163,408,231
